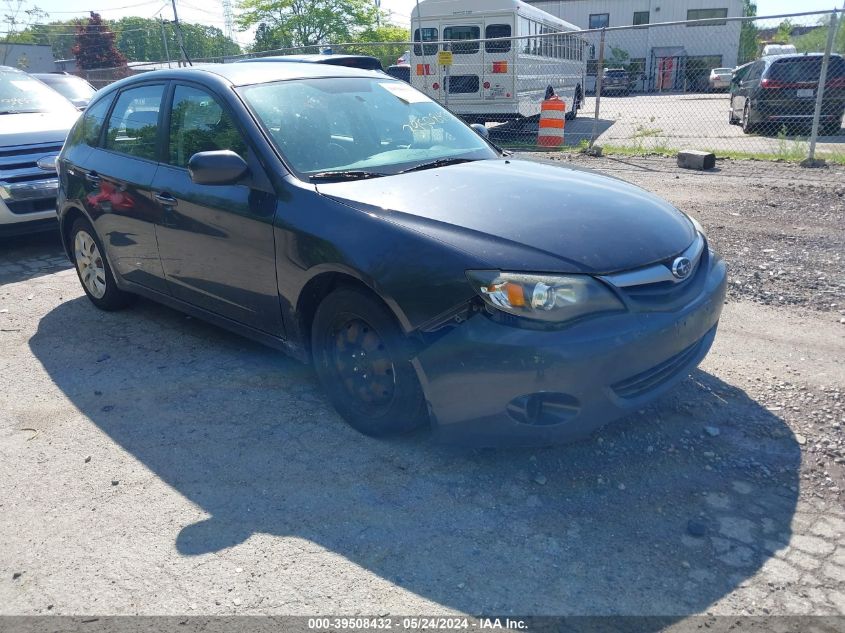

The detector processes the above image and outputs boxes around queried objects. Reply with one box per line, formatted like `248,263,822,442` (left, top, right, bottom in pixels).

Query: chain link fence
77,10,845,165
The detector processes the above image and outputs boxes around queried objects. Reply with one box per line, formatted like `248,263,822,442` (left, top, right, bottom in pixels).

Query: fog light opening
507,392,581,426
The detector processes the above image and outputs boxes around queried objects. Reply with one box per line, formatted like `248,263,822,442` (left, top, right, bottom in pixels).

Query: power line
40,0,164,14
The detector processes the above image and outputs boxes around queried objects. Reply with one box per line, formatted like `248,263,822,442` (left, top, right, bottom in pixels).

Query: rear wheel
70,217,133,311
565,87,582,121
311,287,426,437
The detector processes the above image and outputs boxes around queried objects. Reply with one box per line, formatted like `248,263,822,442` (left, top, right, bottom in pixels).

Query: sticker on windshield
379,82,432,104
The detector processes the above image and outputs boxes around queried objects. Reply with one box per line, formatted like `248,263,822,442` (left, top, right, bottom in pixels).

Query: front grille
0,142,62,211
1,142,63,182
600,234,709,312
611,334,707,399
7,198,56,215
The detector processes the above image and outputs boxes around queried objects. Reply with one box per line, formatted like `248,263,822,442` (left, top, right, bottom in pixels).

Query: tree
237,0,379,47
72,12,128,71
344,23,408,67
2,0,47,65
115,17,240,62
793,15,845,55
773,19,793,44
738,0,757,64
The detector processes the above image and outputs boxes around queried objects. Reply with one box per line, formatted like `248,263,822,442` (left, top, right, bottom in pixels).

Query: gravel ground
0,156,843,622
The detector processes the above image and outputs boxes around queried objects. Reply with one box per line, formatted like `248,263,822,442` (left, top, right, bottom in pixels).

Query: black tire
741,103,756,134
70,217,134,311
311,287,427,437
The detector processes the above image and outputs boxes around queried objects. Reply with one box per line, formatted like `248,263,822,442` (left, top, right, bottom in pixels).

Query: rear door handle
85,172,100,184
154,192,178,207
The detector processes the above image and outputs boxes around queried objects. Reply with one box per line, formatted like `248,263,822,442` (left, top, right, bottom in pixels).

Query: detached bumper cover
413,257,727,446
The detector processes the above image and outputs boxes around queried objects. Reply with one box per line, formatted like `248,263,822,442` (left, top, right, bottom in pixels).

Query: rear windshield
605,70,628,77
768,56,845,82
323,57,383,71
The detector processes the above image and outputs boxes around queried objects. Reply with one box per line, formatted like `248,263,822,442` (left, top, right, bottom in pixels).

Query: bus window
414,28,438,56
443,26,480,54
519,17,530,54
485,24,511,53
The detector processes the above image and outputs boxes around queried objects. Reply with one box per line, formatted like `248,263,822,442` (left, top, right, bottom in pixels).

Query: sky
8,0,844,47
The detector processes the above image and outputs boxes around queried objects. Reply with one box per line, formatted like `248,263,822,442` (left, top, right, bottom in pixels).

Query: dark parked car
386,64,410,83
32,72,96,109
601,68,630,95
729,53,845,135
239,53,383,71
57,63,726,446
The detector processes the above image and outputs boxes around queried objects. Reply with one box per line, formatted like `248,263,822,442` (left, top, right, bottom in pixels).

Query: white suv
1,66,81,236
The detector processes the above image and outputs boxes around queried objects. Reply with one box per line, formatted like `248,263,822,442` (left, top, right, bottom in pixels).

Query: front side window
687,8,728,26
413,28,438,56
239,77,497,176
104,84,165,161
485,24,511,53
81,94,114,146
168,85,247,168
0,70,79,115
443,26,480,54
589,13,609,29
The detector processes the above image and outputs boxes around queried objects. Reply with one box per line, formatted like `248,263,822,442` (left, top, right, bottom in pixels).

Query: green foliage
738,0,758,64
14,15,241,63
342,24,408,68
773,19,793,44
238,0,379,47
792,16,845,55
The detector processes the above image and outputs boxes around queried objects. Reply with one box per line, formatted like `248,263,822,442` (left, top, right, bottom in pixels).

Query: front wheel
311,287,427,437
70,217,134,311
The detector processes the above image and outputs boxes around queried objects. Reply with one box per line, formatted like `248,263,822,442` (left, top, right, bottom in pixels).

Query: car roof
762,52,843,62
98,61,388,93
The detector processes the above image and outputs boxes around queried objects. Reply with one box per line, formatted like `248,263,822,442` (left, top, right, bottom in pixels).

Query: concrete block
677,150,716,171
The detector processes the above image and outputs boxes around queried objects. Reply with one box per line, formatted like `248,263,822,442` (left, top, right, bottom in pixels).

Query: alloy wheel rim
331,317,397,414
74,230,107,299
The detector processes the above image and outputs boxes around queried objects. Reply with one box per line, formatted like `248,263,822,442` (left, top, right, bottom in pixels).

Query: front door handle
85,172,100,184
154,192,178,208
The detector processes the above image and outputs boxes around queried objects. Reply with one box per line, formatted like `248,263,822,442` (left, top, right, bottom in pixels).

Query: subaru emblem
672,257,692,280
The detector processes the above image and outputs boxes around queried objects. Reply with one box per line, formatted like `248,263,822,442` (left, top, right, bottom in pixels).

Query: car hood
317,159,696,274
0,111,80,146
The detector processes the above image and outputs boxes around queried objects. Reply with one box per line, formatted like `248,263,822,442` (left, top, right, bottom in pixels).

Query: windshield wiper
309,170,387,182
396,157,478,174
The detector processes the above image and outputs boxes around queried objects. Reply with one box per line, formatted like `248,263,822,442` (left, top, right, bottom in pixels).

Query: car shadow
29,296,800,617
0,231,71,285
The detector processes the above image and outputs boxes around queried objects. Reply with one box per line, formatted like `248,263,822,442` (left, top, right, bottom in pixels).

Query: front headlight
466,270,625,324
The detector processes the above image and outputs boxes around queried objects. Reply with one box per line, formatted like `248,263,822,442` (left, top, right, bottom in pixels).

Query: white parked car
0,66,80,237
709,67,733,91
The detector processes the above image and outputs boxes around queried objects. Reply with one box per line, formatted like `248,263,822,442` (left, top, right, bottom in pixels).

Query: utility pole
171,0,192,66
160,17,172,68
375,0,380,28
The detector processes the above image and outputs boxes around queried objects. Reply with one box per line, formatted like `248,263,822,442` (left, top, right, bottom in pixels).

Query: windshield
0,70,77,114
238,77,498,177
713,68,732,73
35,75,96,102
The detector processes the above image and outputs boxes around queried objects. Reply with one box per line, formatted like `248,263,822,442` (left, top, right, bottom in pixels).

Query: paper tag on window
379,82,432,103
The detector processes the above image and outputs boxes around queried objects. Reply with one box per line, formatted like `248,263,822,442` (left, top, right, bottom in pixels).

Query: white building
525,0,746,91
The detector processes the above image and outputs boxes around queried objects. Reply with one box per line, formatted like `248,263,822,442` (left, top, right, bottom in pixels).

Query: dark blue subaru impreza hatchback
56,62,726,446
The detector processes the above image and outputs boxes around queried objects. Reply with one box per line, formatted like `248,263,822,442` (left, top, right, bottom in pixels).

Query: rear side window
168,84,247,168
768,56,845,82
414,28,438,56
104,84,165,161
443,26,480,54
485,24,511,53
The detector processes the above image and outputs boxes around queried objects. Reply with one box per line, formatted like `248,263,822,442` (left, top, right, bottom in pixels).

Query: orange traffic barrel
537,96,566,147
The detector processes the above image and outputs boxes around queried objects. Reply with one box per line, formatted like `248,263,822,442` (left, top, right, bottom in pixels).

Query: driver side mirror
188,150,249,186
470,123,489,139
